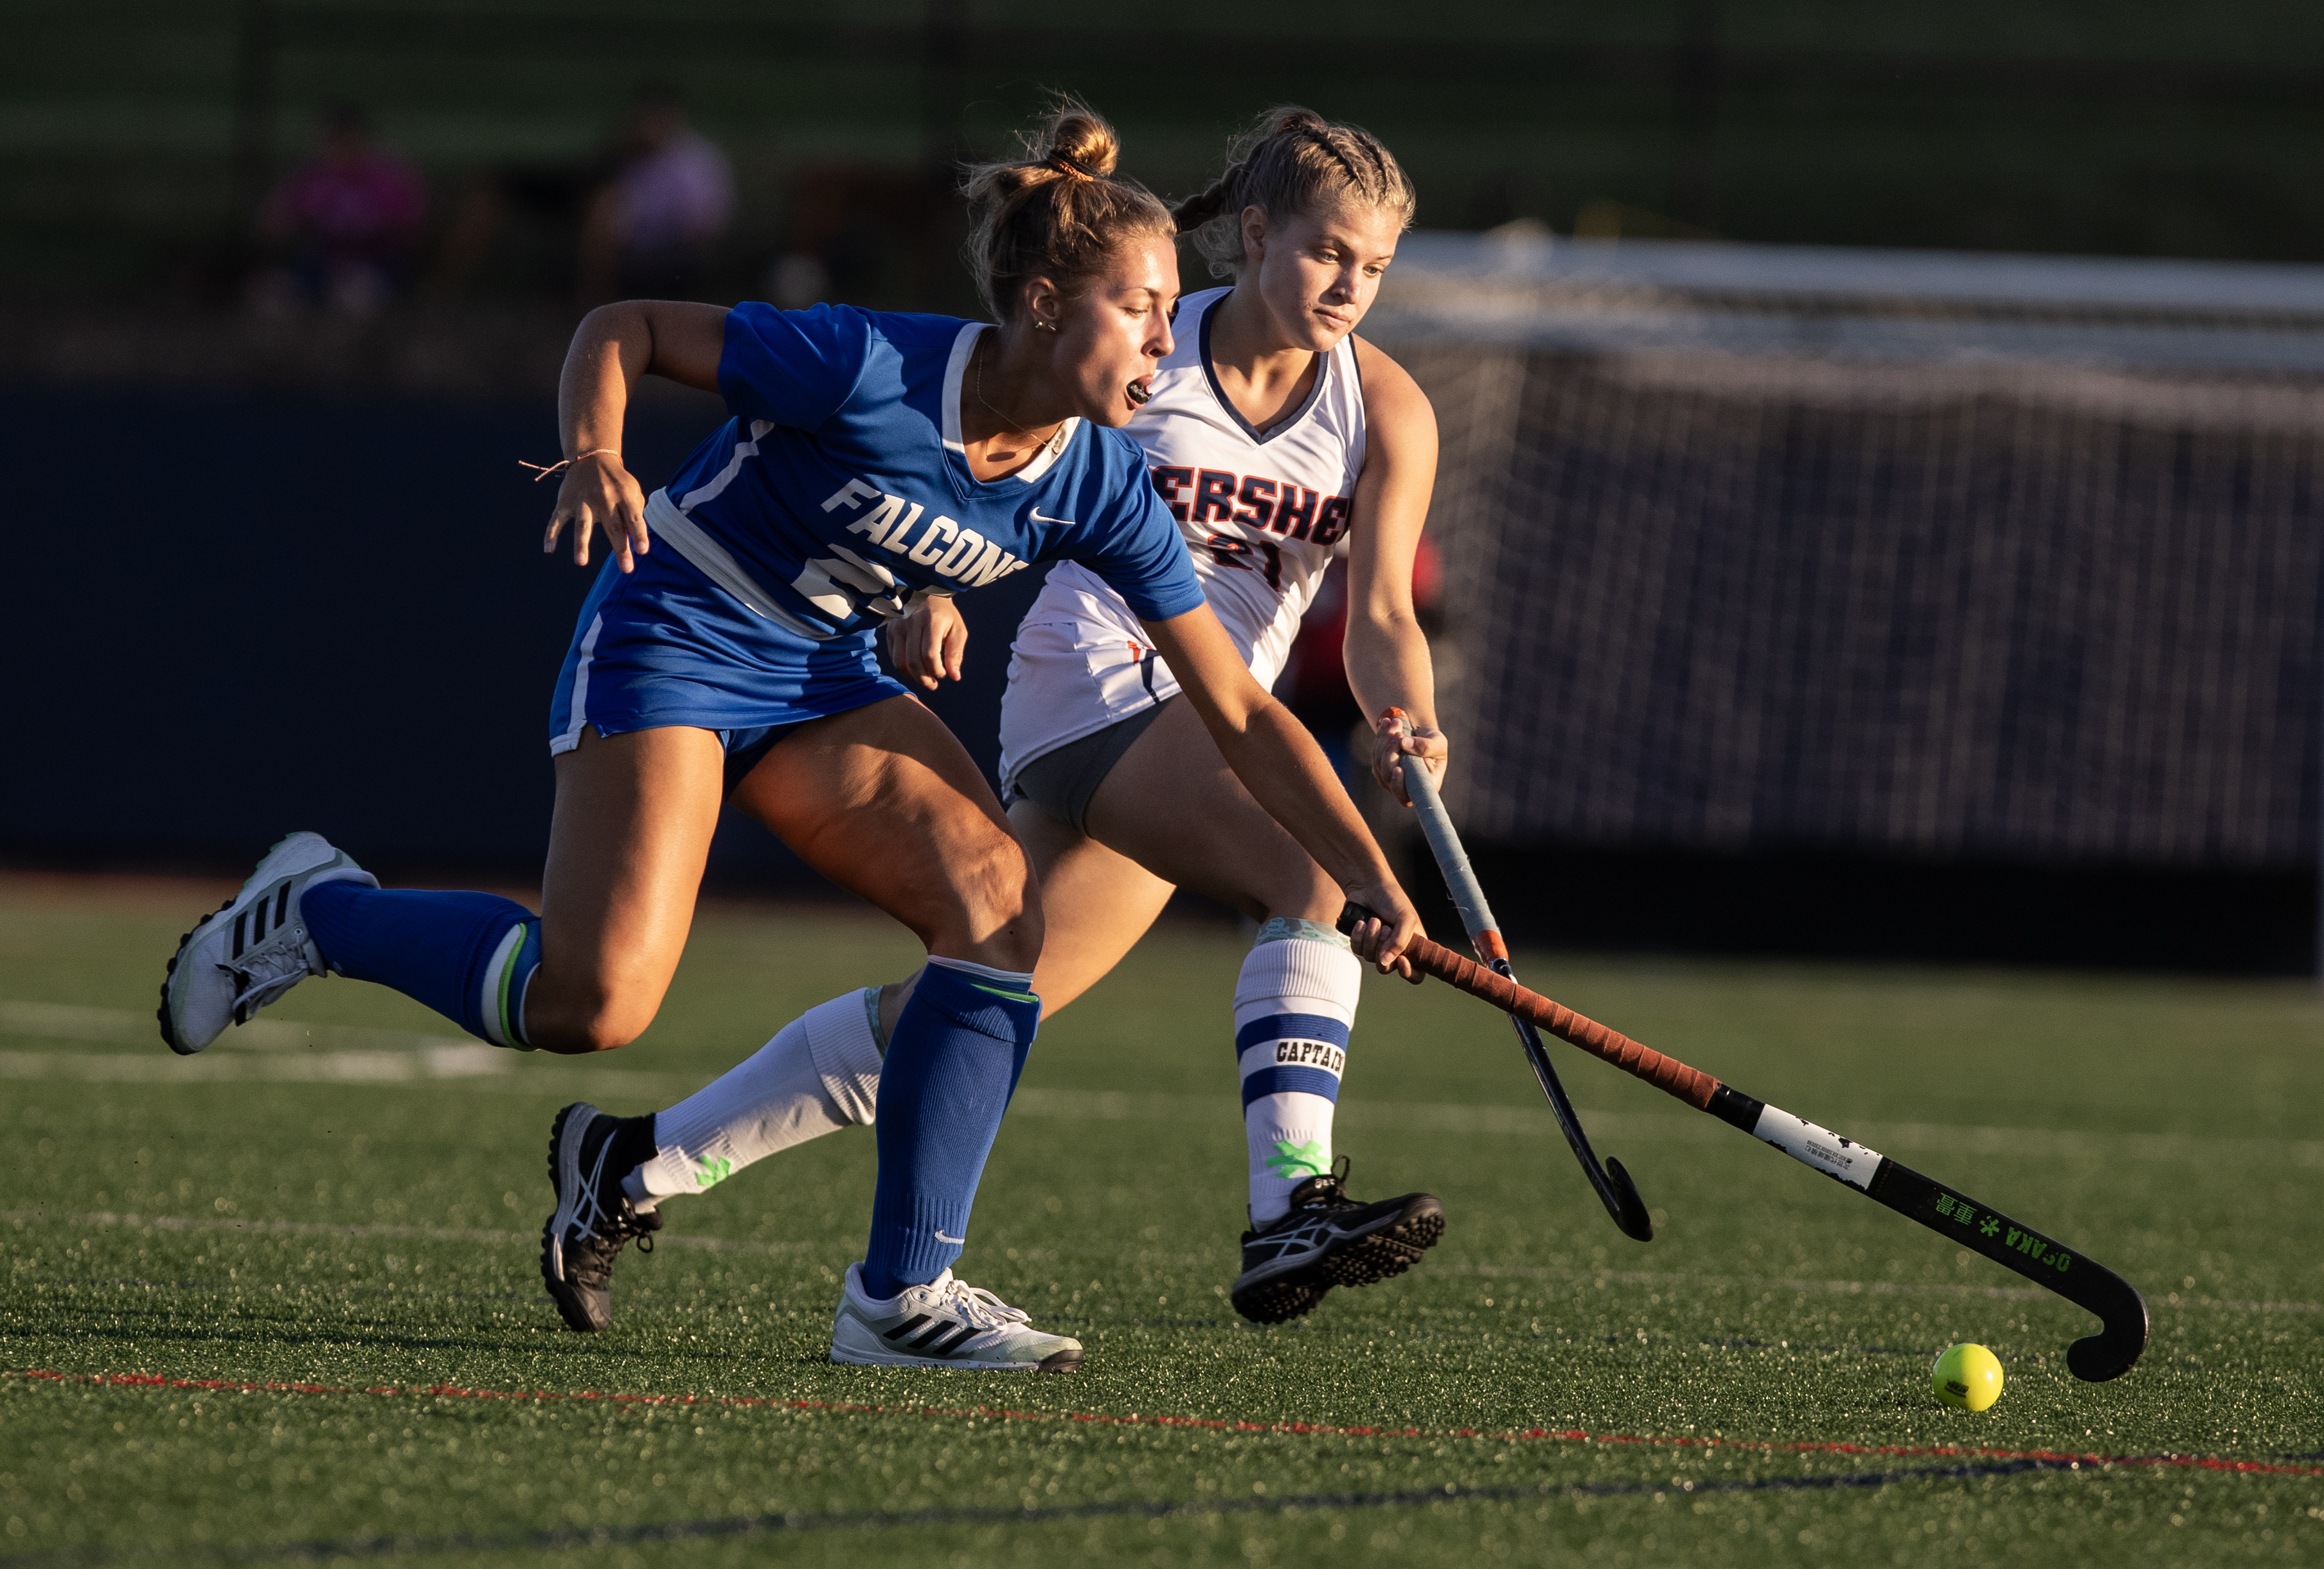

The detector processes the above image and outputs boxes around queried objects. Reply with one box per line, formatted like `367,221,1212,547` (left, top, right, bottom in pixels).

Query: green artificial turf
3,874,2321,1566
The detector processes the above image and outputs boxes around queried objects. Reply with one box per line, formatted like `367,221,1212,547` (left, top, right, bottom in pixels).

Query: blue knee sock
860,959,1039,1300
302,882,541,1048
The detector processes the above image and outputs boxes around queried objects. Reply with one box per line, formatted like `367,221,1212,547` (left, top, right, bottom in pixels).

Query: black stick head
1604,1156,1654,1242
1869,1157,2151,1383
2065,1287,2151,1382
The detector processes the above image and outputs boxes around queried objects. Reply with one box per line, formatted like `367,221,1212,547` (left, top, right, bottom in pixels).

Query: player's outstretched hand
1371,712,1448,805
884,595,968,691
1344,883,1425,983
544,451,650,572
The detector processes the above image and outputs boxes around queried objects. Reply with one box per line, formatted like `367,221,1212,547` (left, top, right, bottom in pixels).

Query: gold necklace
972,332,1062,450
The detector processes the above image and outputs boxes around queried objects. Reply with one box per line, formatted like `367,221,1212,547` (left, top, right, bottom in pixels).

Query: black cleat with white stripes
540,1102,663,1333
1229,1160,1445,1325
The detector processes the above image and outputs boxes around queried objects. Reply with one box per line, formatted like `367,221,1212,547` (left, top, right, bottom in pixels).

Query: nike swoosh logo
1028,508,1075,527
934,1230,967,1244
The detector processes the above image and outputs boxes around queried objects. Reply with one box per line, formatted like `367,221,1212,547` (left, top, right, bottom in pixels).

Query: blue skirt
547,543,907,777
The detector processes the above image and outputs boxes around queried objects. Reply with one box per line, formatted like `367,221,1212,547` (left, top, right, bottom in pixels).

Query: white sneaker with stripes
828,1263,1082,1372
157,831,377,1055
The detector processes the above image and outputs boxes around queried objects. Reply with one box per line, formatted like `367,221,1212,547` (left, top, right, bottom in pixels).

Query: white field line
0,1047,515,1084
0,1049,701,1101
0,996,704,1098
0,1207,818,1255
1008,1088,2324,1170
11,1003,2320,1169
1438,1262,2320,1316
0,1000,476,1055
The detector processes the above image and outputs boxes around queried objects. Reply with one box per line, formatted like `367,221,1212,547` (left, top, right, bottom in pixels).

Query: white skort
996,559,1296,795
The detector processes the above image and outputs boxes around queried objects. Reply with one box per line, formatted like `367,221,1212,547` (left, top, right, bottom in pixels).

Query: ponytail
1170,105,1417,279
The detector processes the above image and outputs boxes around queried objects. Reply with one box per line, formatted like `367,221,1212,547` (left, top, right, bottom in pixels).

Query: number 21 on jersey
1204,533,1283,589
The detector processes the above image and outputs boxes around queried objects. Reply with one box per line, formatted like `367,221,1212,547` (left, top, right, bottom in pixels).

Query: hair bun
958,97,1172,321
1043,110,1120,179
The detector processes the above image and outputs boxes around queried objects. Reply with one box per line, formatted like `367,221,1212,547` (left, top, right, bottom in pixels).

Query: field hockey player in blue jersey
157,100,1424,1372
541,109,1456,1331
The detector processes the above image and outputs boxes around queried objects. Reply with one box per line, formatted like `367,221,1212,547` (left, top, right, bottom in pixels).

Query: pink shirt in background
616,132,735,253
268,150,430,264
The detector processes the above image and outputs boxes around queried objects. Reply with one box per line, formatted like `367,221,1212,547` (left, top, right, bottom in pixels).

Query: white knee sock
623,989,883,1210
1235,922,1361,1225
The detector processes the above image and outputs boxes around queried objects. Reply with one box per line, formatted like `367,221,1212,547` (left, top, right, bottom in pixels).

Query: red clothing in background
1278,533,1444,731
266,148,429,268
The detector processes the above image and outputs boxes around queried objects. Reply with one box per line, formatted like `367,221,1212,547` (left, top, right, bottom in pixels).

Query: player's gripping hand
884,594,968,691
1343,881,1426,984
1371,711,1448,806
544,451,650,573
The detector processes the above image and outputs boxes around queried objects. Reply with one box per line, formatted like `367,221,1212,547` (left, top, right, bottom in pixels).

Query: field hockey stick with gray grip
1383,708,1654,1242
1336,897,2150,1381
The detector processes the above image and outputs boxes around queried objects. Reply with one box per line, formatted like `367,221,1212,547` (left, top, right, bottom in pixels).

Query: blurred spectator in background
251,102,428,316
578,83,735,304
432,82,732,306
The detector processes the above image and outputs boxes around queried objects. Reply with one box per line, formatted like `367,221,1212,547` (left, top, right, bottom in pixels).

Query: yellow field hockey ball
1931,1342,2005,1412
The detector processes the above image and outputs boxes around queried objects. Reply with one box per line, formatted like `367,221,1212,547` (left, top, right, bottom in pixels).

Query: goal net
1374,233,2324,881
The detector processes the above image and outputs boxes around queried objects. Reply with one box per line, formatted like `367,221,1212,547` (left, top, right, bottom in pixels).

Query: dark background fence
0,382,1043,892
1408,344,2324,974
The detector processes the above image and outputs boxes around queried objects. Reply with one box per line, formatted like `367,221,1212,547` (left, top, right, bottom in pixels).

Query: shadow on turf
4,1457,2083,1566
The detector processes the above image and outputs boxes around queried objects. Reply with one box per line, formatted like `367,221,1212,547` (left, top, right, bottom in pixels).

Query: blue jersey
644,303,1206,641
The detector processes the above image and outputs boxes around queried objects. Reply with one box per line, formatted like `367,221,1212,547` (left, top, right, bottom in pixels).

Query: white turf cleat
829,1264,1083,1373
157,832,376,1055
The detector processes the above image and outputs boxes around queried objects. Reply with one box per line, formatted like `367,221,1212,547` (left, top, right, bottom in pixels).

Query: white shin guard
1234,931,1361,1224
624,989,883,1209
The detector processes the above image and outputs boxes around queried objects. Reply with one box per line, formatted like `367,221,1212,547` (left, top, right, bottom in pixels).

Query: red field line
13,1368,2321,1481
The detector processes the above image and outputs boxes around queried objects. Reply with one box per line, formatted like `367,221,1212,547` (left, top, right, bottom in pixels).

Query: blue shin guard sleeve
301,881,541,1047
861,963,1039,1300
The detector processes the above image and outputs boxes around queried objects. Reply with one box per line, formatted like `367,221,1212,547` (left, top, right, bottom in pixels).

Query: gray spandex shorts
1008,697,1175,834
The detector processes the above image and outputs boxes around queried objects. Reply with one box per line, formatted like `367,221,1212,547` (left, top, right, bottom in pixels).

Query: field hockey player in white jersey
591,107,1451,1328
154,100,1424,1371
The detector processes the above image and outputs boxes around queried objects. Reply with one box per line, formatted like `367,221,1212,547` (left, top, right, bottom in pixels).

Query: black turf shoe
541,1101,663,1332
1229,1160,1445,1325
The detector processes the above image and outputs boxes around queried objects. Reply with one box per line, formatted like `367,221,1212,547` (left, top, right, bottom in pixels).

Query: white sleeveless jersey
997,287,1367,785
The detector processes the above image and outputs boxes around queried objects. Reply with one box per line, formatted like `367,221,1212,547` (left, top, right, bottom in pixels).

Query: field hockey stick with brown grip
1383,709,1652,1242
1337,902,2151,1383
